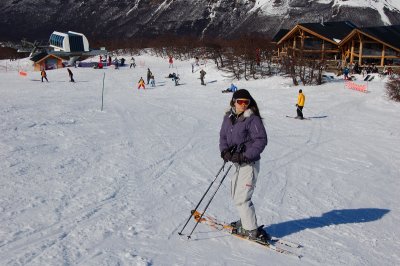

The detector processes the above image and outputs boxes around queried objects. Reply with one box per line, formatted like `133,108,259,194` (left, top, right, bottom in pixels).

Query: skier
114,58,119,69
130,57,136,68
138,77,145,90
108,56,112,66
343,67,350,80
171,73,179,86
147,68,152,85
200,69,206,85
219,89,269,241
67,68,74,82
169,55,174,68
296,89,305,119
41,69,48,82
150,74,156,87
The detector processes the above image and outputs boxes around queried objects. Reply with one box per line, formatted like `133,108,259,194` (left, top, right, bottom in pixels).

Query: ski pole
178,161,226,235
187,163,234,239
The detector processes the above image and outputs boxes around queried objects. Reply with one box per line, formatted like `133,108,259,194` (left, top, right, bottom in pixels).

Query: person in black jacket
67,68,74,82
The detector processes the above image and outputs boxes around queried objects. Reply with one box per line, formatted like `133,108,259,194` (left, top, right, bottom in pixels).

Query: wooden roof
31,52,63,63
272,29,290,43
340,25,400,51
277,21,357,45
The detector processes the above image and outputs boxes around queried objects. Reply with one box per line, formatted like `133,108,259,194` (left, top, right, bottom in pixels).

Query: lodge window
385,47,397,56
363,43,382,56
303,38,322,50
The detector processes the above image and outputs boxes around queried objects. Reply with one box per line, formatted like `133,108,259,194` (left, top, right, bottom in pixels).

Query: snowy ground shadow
265,208,390,238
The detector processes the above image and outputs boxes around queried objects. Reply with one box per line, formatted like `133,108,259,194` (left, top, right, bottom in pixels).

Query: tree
386,71,400,102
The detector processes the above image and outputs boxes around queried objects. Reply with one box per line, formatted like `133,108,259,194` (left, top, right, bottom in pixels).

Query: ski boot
230,220,242,234
248,226,272,242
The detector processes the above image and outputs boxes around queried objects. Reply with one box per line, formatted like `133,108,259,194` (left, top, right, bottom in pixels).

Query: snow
1,54,400,265
253,0,400,23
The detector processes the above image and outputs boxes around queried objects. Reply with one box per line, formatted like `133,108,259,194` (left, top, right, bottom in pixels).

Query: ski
192,211,302,258
285,115,310,120
204,212,301,248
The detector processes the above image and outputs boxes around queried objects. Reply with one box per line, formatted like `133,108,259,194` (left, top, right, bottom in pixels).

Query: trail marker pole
101,73,105,111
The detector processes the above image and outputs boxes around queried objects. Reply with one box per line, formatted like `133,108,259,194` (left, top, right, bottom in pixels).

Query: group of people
339,61,387,79
137,68,156,89
37,53,307,243
40,68,75,83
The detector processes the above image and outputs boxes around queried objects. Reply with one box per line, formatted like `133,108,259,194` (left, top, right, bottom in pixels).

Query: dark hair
299,89,302,93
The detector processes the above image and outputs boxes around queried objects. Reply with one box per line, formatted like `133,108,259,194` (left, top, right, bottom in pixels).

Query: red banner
345,81,368,93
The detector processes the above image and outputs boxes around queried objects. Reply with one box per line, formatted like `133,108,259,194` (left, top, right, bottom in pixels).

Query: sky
0,53,400,265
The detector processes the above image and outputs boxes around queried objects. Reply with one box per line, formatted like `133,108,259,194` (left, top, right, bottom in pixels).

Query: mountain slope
0,0,400,41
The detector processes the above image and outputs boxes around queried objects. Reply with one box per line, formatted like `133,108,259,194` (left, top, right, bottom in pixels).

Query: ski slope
1,54,400,265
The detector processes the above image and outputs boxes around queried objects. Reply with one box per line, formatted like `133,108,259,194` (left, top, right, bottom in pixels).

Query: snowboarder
219,89,269,241
130,57,136,68
222,83,238,93
41,69,48,82
67,68,74,82
147,68,152,84
169,55,174,68
138,77,145,90
296,89,305,119
200,69,206,85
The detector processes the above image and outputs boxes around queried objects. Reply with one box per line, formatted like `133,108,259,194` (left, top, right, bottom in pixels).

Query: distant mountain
1,0,400,42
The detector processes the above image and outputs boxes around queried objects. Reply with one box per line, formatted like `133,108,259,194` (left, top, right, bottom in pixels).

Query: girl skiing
219,89,269,241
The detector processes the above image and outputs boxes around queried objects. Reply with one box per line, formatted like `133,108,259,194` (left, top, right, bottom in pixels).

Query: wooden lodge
340,25,400,67
31,52,64,71
273,21,400,67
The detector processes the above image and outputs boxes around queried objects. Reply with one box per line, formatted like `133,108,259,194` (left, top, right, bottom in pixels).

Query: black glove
221,149,233,162
231,152,247,164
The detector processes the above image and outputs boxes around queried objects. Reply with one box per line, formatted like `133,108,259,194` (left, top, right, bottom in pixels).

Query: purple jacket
219,109,268,162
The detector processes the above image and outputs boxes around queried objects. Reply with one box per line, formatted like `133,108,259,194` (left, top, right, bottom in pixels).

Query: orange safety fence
345,81,368,93
19,71,28,77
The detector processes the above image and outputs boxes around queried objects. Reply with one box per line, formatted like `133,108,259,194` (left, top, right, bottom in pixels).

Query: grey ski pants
230,160,260,231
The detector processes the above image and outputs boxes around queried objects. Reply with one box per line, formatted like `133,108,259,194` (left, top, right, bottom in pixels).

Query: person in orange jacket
138,77,145,90
296,89,305,119
41,69,48,82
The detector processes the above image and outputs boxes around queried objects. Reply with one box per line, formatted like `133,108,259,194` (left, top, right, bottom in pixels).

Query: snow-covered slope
0,54,399,265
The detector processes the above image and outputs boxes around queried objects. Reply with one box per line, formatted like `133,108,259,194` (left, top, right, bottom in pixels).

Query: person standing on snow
150,74,156,87
169,55,174,68
41,69,48,82
219,89,269,241
200,69,206,85
130,57,136,68
67,68,74,82
147,68,152,85
296,89,305,119
138,77,145,90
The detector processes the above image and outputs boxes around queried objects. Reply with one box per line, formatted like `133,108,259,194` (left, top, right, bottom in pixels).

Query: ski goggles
235,99,250,106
